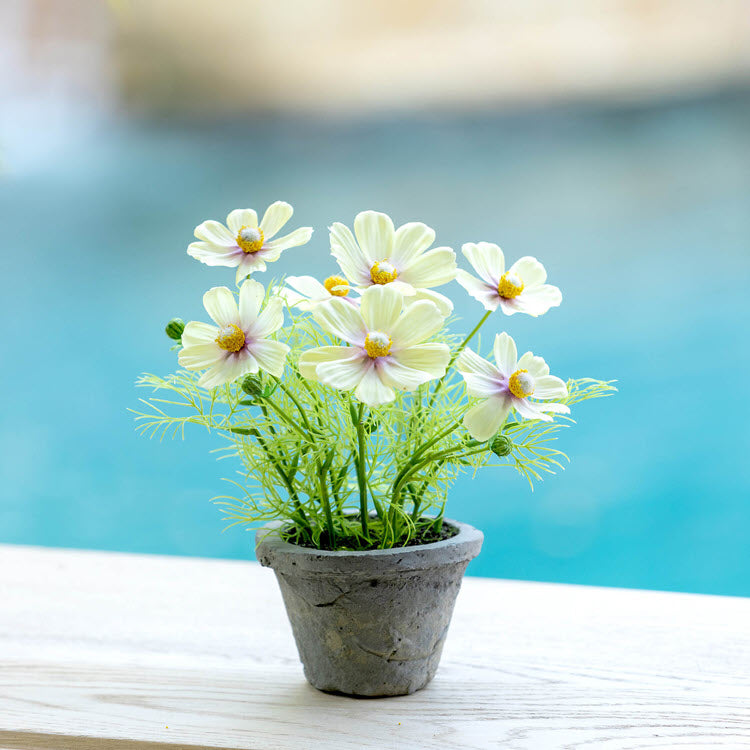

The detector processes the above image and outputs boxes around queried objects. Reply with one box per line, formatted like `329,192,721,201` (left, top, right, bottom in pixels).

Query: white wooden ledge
1,545,749,749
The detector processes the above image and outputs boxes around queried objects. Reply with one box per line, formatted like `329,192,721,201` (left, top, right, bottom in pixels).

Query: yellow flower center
215,324,246,353
370,260,398,285
497,271,524,299
364,330,392,358
236,226,265,254
508,369,535,399
324,275,349,297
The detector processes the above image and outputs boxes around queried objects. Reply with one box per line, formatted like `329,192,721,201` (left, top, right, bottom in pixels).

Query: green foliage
134,304,615,550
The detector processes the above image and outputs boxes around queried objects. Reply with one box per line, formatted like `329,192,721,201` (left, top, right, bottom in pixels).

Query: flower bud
165,318,185,341
490,434,513,457
241,374,263,398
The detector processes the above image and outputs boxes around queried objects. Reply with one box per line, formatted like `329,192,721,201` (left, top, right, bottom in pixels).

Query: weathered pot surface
255,518,483,697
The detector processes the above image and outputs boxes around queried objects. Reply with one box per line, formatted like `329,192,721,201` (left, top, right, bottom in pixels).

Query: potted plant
136,201,613,696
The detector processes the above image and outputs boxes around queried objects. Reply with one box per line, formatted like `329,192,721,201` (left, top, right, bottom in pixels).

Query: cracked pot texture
255,519,483,696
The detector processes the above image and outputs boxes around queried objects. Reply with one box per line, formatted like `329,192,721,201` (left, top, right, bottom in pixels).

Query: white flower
456,242,561,316
188,201,313,285
329,210,456,316
178,280,289,389
278,274,359,311
457,332,569,441
298,285,450,407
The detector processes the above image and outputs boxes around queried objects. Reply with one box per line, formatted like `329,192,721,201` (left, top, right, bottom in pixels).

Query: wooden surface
1,545,749,749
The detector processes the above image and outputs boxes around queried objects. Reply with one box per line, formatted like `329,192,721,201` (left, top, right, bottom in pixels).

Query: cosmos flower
178,280,289,389
329,210,456,315
457,332,569,441
456,242,561,316
188,201,313,284
278,274,359,311
298,285,450,407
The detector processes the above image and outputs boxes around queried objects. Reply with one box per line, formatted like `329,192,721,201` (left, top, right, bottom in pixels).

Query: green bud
241,374,264,399
165,318,185,341
490,434,513,457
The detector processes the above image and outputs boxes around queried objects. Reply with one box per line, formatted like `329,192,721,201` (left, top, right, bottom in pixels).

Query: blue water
2,93,749,595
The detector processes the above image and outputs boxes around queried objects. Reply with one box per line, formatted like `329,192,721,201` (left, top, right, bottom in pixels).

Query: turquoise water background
2,93,749,595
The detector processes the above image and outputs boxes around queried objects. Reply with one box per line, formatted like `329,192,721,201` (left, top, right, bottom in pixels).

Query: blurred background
1,0,749,595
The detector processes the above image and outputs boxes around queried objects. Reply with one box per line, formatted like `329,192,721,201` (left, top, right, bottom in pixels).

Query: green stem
354,401,369,537
317,448,337,545
261,397,309,438
274,378,319,435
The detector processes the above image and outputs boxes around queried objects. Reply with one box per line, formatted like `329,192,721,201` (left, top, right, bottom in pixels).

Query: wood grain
1,544,749,749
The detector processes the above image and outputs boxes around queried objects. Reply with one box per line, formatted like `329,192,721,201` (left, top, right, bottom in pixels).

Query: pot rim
255,517,483,576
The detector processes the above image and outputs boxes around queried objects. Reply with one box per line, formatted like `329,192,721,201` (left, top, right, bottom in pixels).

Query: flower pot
255,519,483,696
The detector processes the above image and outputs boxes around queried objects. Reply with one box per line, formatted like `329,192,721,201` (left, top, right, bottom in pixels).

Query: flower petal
533,400,570,415
354,211,394,264
330,222,371,285
317,353,367,390
532,375,568,400
298,346,354,381
509,256,547,286
514,398,553,422
248,297,284,339
391,222,435,268
188,241,242,268
391,343,450,377
407,288,453,316
198,352,258,389
251,339,290,377
285,275,328,299
236,254,267,284
463,395,511,442
360,285,403,331
455,269,500,311
238,279,265,326
203,286,238,327
226,208,258,234
181,321,218,347
355,367,395,407
513,284,562,317
312,298,367,345
389,300,443,349
377,358,433,390
263,226,313,251
462,242,504,286
398,247,456,288
517,352,550,379
493,332,517,376
259,201,293,239
194,220,236,247
178,343,221,370
457,347,500,378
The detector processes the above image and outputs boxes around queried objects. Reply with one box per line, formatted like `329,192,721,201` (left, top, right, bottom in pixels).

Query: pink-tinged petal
498,297,521,316
354,211,394,264
463,395,511,442
330,222,371,285
194,220,235,246
461,371,503,399
263,226,313,251
235,254,267,284
461,242,504,286
513,284,562,317
360,285,403,331
226,208,258,233
238,279,265,326
251,339,290,377
377,358,433,391
247,297,284,339
532,375,568,400
398,247,456,288
493,332,518,376
455,269,500,311
298,346,354,381
514,398,553,422
317,354,368,391
508,256,547,286
388,300,443,349
391,222,435,268
355,366,396,407
203,286,239,327
181,321,218,347
188,241,242,267
312,298,367,345
259,201,293,240
178,343,221,370
198,351,258,389
392,343,450,378
517,352,550,379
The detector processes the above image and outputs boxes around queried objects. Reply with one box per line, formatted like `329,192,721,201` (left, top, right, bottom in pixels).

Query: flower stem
354,401,369,537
